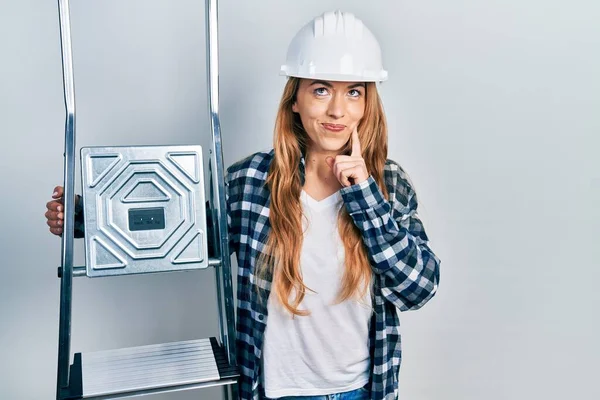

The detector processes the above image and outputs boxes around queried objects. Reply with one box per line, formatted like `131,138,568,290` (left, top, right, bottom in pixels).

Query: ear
292,101,298,113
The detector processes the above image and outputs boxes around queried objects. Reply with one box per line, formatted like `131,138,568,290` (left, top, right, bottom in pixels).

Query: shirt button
258,314,264,321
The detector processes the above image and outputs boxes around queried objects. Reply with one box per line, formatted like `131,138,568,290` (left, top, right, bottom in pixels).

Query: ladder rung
59,337,238,399
57,258,222,278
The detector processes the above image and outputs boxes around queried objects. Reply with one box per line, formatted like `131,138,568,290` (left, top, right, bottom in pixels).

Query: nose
326,93,345,120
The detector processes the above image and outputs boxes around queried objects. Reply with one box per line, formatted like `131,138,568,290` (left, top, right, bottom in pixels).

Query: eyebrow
309,80,366,89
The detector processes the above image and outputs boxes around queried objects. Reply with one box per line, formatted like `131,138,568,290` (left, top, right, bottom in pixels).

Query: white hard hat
280,10,388,82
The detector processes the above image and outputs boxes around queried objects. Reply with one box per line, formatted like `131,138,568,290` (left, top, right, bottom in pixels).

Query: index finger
351,126,362,157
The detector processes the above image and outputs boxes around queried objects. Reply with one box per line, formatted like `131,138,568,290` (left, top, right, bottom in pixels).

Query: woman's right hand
45,185,79,237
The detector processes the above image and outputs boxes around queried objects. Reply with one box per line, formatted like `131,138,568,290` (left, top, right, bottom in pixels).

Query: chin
321,140,347,153
308,131,349,153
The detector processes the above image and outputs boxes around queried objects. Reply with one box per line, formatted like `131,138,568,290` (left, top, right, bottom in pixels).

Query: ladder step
60,338,238,399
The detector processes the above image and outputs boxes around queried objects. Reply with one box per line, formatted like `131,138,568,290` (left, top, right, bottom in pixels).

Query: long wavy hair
259,77,389,316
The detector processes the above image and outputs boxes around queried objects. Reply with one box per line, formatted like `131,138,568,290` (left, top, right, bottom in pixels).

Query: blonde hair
259,77,389,316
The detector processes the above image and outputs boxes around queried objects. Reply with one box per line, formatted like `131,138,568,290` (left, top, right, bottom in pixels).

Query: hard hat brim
279,69,388,83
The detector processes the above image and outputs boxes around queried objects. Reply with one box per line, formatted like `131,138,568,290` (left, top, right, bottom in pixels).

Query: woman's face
292,79,366,154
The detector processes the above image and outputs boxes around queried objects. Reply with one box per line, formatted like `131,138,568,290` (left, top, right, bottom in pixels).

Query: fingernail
52,191,58,197
57,206,62,211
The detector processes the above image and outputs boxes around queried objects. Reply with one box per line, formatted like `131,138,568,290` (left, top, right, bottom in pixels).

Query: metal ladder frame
55,0,237,398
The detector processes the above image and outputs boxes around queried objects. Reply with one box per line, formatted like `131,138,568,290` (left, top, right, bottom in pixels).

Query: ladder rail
56,0,76,395
206,2,238,397
205,0,237,369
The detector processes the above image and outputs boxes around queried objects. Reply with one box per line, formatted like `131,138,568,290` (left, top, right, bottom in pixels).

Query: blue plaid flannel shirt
226,150,440,400
73,149,440,399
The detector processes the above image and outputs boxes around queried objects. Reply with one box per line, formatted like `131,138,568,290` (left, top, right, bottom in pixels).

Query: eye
314,87,329,96
348,89,362,98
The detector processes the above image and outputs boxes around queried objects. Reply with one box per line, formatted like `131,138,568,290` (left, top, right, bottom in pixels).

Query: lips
321,123,346,132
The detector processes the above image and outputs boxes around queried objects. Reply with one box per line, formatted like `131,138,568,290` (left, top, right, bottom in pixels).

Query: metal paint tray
80,145,209,277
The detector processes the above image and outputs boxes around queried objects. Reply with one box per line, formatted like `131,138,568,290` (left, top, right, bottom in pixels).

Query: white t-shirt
262,190,372,398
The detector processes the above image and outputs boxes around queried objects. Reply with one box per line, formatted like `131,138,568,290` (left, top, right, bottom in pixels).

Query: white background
1,0,598,399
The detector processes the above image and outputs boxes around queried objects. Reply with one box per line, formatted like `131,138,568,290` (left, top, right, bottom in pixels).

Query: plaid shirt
226,150,440,400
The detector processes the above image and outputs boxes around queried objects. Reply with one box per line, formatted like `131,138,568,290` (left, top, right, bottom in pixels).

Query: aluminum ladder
54,0,238,398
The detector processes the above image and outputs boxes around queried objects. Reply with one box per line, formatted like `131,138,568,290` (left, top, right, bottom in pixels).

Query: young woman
45,11,440,400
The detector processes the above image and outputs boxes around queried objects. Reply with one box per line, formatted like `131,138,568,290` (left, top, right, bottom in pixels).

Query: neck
304,148,339,183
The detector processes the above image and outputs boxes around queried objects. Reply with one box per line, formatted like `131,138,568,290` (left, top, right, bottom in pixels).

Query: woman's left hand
325,127,370,187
